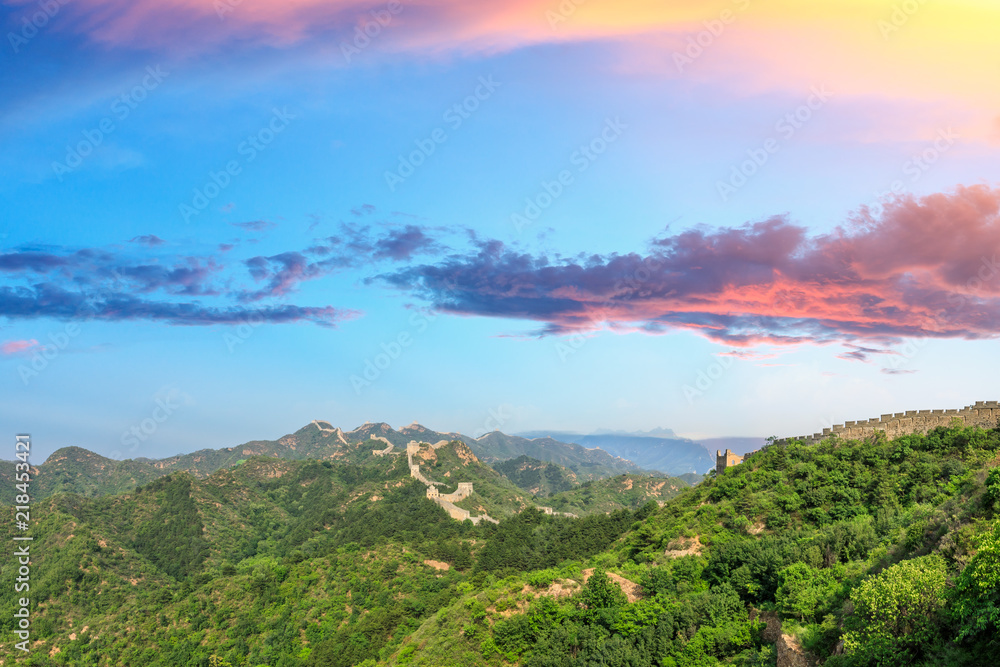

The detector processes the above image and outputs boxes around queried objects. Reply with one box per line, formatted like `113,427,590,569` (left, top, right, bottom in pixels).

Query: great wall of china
712,401,1000,475
314,420,576,523
405,440,499,524
781,401,1000,445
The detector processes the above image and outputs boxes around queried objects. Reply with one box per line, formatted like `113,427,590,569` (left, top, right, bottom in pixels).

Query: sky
2,0,1000,462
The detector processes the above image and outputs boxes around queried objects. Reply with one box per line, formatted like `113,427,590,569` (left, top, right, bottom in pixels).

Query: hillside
520,430,716,475
491,456,692,515
468,431,640,478
543,474,691,515
3,421,999,666
406,439,537,519
379,422,1000,666
492,456,579,496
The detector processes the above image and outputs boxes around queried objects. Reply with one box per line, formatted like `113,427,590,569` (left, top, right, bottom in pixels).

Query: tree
775,563,839,622
582,569,627,610
843,555,947,665
952,520,1000,640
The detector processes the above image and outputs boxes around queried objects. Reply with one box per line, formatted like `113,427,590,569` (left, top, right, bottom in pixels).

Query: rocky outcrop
751,611,816,667
776,634,815,667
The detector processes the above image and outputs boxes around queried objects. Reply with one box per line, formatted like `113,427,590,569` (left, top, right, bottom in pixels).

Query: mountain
0,421,640,503
592,426,679,438
542,473,691,515
492,455,579,496
492,456,692,514
5,420,998,665
519,430,716,475
468,431,640,479
375,421,1000,667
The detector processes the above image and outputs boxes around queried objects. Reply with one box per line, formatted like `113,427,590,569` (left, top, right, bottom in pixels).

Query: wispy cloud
0,339,39,356
129,235,165,247
231,220,277,232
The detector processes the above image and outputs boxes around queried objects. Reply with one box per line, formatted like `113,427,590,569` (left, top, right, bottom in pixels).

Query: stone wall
780,401,999,445
406,440,498,524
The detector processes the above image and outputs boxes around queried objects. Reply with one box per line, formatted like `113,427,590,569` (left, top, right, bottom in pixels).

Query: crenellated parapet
780,401,1000,445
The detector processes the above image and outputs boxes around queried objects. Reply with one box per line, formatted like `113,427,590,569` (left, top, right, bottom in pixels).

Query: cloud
836,344,898,363
231,220,277,232
881,368,918,375
380,185,1000,347
0,242,356,327
351,204,376,217
0,251,72,273
243,223,444,299
0,284,355,327
0,340,39,356
718,349,779,361
244,251,321,300
129,235,165,247
373,225,438,261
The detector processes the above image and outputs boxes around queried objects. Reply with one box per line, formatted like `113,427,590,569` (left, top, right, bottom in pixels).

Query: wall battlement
780,401,999,446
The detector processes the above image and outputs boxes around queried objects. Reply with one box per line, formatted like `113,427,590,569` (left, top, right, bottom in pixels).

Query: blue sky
3,0,1000,461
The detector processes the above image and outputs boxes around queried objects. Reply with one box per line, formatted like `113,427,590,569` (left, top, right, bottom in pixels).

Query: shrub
843,555,947,665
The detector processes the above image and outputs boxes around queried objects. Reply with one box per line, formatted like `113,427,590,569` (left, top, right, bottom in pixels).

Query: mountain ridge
1,420,645,502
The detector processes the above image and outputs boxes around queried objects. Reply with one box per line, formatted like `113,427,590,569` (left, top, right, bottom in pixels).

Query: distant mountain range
518,430,718,475
697,436,768,456
1,421,643,502
2,420,734,503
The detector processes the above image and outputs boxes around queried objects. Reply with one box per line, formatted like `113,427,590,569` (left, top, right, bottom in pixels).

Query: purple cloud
231,220,277,232
379,186,1000,347
129,235,165,246
374,225,438,261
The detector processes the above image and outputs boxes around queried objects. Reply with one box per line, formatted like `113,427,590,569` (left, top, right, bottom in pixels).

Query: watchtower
716,449,743,475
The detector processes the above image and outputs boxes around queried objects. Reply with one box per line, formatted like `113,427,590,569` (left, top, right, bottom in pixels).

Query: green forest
2,423,999,666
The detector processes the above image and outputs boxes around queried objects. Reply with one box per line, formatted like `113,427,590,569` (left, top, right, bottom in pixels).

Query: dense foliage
2,423,998,666
386,424,1000,666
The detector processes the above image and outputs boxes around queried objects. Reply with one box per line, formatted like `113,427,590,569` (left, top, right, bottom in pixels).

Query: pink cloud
383,185,1000,347
1,340,39,356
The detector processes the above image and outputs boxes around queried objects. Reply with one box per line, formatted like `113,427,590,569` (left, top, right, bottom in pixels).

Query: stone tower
716,448,743,475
